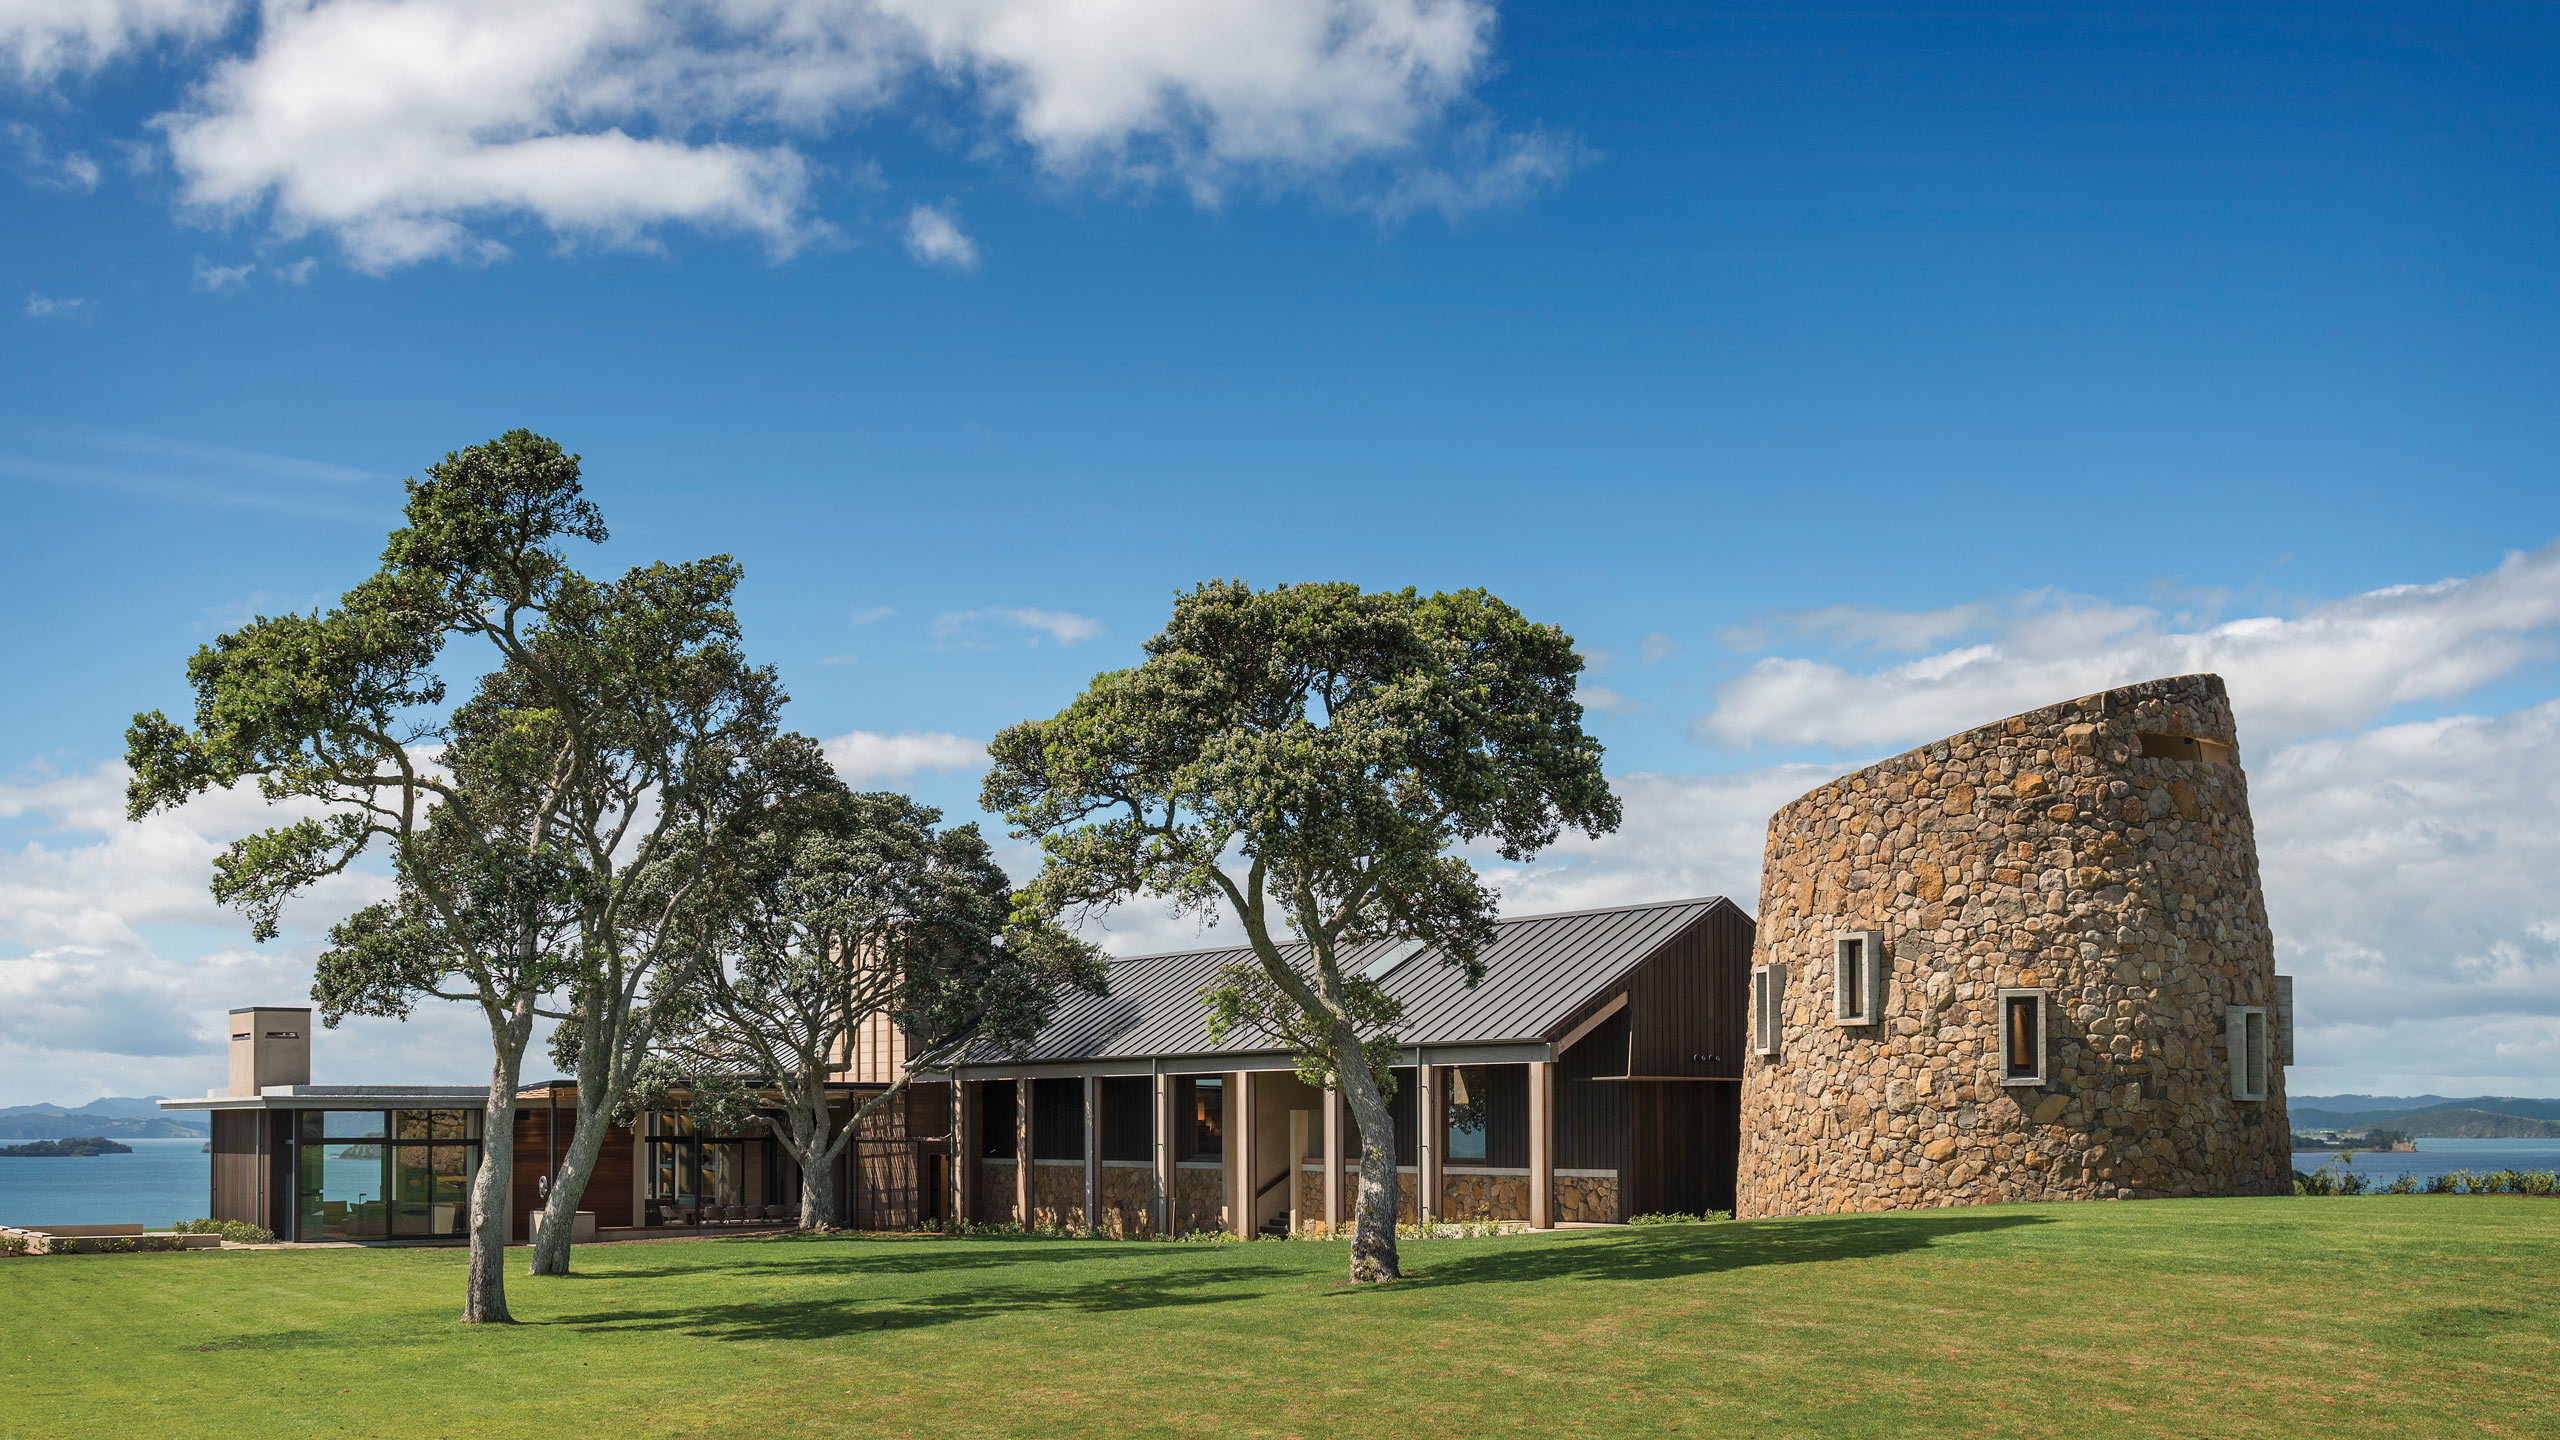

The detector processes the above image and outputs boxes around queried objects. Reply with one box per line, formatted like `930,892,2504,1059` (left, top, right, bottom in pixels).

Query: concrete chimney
228,1007,312,1096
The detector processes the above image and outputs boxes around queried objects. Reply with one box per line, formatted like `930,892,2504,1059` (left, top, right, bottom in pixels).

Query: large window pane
319,1110,386,1139
1447,1066,1490,1163
390,1144,474,1237
300,1133,387,1239
1099,1077,1152,1163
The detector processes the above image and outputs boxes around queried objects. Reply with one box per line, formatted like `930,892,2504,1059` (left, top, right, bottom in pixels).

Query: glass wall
296,1109,481,1242
643,1112,781,1225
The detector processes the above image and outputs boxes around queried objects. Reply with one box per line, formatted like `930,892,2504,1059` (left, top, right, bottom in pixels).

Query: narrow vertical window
1832,931,1883,1026
1997,988,2047,1086
1751,964,1784,1057
2227,1006,2269,1101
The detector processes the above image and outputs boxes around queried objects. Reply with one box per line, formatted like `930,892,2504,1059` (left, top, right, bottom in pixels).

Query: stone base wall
1439,1170,1531,1221
1099,1162,1154,1237
1030,1161,1086,1230
1554,1172,1619,1223
1171,1165,1226,1235
1739,675,2293,1218
972,1159,1016,1224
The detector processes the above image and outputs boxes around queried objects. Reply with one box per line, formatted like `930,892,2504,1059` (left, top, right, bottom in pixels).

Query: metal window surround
945,896,1738,1080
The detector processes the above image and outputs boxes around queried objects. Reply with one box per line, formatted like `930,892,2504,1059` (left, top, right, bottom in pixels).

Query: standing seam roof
974,897,1732,1066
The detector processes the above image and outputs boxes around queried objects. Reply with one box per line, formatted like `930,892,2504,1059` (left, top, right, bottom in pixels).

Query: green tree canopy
643,783,1105,1229
983,579,1618,1279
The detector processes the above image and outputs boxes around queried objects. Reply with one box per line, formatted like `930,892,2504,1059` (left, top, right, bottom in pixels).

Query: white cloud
23,292,88,319
4,120,102,190
158,0,828,271
191,255,254,289
128,0,1546,270
272,255,315,282
1638,631,1676,665
933,605,1101,647
847,603,893,626
0,0,234,84
819,728,987,785
0,761,498,1103
1577,684,1634,716
1696,539,2560,752
903,201,977,269
1483,695,2560,1093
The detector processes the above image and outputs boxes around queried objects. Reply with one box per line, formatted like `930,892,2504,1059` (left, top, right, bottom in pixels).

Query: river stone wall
1738,674,2291,1217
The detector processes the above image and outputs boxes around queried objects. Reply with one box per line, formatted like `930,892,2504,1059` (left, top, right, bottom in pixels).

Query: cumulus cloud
190,255,253,289
818,728,987,785
1698,539,2560,753
23,292,88,319
4,120,102,190
115,0,1547,269
0,762,488,1102
903,201,977,269
1480,694,2560,1092
0,0,234,83
933,605,1100,648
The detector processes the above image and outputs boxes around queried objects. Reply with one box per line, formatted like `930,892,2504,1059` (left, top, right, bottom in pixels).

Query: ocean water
2292,1137,2560,1187
0,1137,212,1228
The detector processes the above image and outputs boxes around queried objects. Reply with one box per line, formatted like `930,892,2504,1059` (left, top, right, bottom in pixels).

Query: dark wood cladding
209,1109,288,1233
510,1105,637,1236
1623,901,1754,1078
1624,1080,1741,1216
1541,902,1754,1219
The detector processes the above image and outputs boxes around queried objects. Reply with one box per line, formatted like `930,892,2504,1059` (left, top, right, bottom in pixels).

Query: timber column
1015,1076,1033,1226
1228,1069,1254,1238
955,1081,979,1224
1418,1062,1441,1221
1152,1070,1175,1236
1528,1060,1554,1229
1083,1075,1101,1233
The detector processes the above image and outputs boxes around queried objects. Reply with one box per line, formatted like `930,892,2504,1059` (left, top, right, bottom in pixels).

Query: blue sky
3,0,2557,1102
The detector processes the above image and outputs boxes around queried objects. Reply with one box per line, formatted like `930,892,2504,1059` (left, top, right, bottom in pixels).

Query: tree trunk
465,1011,530,1324
779,1088,841,1232
1334,1030,1401,1283
528,1082,618,1276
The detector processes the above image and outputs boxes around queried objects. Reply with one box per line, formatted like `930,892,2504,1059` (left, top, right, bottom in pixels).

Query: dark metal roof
977,896,1733,1066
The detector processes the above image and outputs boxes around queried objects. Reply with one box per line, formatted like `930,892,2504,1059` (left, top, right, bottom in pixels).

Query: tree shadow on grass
1402,1210,2052,1291
580,1237,1190,1283
549,1256,1300,1342
544,1212,2050,1341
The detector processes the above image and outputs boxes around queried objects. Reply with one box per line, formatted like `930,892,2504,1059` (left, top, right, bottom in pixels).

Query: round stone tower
1736,674,2292,1216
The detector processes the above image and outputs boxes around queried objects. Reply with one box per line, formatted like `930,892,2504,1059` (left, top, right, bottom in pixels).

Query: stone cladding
1099,1162,1154,1236
1552,1172,1619,1223
1439,1170,1530,1221
972,1159,1018,1224
1737,674,2291,1217
1030,1161,1087,1230
1171,1165,1228,1234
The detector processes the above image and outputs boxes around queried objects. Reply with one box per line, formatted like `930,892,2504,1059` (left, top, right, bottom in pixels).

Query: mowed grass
7,1198,2557,1439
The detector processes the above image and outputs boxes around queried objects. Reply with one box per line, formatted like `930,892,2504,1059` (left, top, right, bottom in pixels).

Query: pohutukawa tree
981,580,1619,1282
125,430,792,1320
644,785,1105,1230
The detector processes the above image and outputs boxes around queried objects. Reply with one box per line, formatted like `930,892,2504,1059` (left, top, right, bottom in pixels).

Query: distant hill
2376,1107,2560,1140
0,1098,207,1140
2293,1096,2560,1131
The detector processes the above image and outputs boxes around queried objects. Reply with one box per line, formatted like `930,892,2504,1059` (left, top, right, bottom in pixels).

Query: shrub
172,1218,276,1244
2294,1156,2367,1196
0,1234,27,1257
1628,1211,1731,1225
92,1236,137,1254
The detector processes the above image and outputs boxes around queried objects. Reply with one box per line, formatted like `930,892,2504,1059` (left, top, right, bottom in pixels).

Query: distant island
2291,1095,2560,1141
0,1096,208,1142
1,1136,134,1157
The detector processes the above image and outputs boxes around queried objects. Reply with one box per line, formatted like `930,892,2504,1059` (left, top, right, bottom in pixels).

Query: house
163,896,1752,1241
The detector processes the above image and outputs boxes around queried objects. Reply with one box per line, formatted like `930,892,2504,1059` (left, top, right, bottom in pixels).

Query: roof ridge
1096,895,1729,967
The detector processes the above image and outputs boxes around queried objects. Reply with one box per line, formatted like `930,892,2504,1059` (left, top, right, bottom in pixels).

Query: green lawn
8,1198,2556,1438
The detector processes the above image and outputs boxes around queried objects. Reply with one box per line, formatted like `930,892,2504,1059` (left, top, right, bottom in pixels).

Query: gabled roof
975,896,1736,1068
